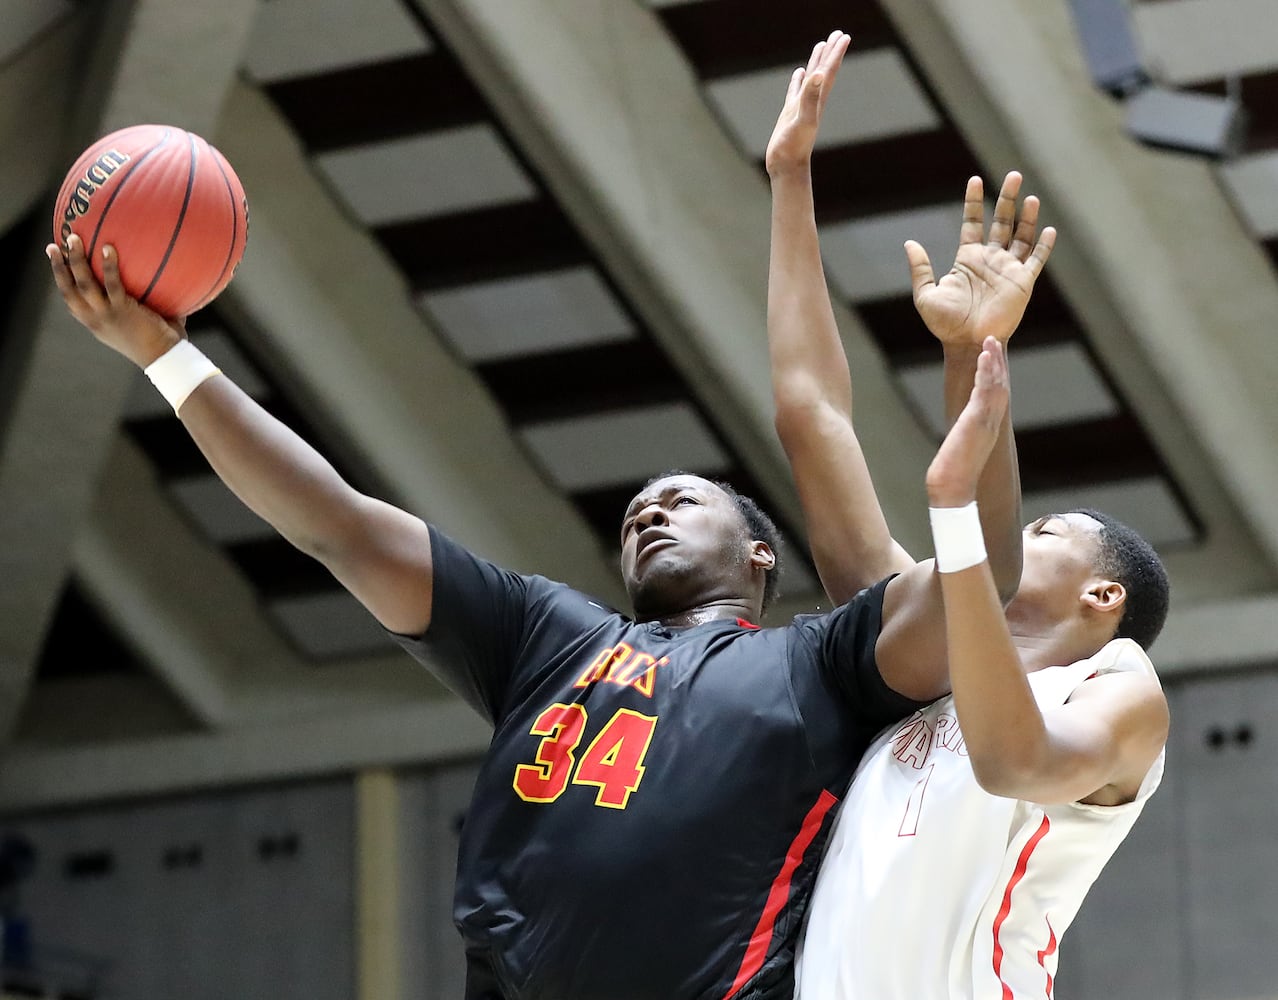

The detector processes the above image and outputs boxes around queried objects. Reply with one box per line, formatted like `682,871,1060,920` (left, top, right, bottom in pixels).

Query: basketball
53,124,249,319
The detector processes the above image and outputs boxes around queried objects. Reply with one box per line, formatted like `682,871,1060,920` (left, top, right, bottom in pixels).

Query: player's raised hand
906,172,1056,349
765,30,851,179
925,336,1011,507
48,234,185,369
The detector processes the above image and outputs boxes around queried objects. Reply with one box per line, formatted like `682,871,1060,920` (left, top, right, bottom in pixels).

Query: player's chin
629,558,698,617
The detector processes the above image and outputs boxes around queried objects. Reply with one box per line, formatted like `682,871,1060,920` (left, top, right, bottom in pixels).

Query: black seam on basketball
189,146,241,313
139,130,199,309
86,128,174,260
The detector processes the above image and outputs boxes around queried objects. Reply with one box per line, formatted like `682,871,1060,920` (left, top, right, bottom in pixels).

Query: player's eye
674,495,698,506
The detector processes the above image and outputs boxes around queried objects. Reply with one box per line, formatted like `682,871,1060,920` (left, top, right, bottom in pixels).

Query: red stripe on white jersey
992,814,1052,999
1038,916,1058,997
722,789,838,999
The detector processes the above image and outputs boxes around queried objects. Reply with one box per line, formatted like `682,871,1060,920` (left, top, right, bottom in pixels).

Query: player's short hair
1067,508,1169,650
714,479,783,612
643,471,783,611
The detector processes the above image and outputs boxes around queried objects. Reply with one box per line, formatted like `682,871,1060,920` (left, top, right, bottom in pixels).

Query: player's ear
1082,579,1125,617
749,541,776,571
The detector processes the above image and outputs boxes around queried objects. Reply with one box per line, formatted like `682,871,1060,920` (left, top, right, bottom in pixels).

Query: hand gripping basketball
53,124,249,319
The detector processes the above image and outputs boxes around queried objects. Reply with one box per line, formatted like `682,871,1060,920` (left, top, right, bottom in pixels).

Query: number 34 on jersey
513,704,658,810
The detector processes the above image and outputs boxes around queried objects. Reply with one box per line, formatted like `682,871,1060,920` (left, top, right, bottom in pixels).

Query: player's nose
635,505,668,531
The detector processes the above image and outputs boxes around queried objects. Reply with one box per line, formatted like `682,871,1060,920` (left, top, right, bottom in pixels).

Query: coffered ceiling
2,0,1277,809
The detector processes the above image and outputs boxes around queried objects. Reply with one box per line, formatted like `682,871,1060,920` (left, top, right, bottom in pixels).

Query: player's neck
1001,595,1083,675
644,600,759,630
1012,618,1104,675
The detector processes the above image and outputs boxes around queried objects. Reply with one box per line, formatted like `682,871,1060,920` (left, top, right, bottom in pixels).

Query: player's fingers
959,176,985,246
805,40,826,75
973,339,1009,415
819,30,849,73
100,245,129,307
983,335,1007,380
987,171,1022,248
1009,195,1039,262
46,244,83,304
1024,227,1057,283
785,67,805,106
905,240,937,300
975,341,994,386
64,235,107,306
800,70,825,118
816,31,851,109
934,346,1008,486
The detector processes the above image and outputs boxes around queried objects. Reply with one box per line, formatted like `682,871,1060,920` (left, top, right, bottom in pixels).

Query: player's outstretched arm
766,30,914,605
907,173,1055,603
48,236,436,637
923,338,1167,805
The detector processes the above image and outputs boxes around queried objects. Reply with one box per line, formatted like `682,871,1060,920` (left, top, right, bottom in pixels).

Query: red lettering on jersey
890,714,923,746
574,646,613,687
575,644,668,697
603,643,634,681
611,651,655,687
629,656,669,698
935,713,969,755
574,643,631,688
892,717,932,769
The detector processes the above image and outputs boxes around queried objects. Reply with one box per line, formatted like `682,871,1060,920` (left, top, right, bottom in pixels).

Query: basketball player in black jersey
48,120,1022,997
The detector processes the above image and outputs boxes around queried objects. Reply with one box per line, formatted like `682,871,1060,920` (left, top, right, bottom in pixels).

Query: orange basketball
53,124,249,319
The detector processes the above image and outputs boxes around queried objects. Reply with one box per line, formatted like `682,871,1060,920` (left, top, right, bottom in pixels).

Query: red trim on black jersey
721,789,839,999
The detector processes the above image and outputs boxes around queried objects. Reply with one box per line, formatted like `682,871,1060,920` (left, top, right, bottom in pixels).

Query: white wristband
929,501,987,573
144,340,221,414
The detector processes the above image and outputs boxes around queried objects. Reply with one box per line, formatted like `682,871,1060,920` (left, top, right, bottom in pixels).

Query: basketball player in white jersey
766,33,1170,998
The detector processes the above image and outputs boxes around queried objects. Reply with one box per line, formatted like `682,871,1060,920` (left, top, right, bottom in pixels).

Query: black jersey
392,527,924,1000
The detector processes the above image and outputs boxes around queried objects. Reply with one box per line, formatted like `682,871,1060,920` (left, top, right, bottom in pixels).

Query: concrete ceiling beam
414,0,939,554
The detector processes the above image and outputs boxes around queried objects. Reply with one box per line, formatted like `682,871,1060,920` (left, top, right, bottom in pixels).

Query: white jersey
796,638,1164,999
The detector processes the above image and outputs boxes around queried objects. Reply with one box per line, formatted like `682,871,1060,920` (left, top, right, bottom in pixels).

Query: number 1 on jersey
513,705,657,810
899,762,935,838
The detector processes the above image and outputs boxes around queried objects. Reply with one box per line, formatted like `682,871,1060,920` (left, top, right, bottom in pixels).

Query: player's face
619,475,754,619
1014,512,1105,610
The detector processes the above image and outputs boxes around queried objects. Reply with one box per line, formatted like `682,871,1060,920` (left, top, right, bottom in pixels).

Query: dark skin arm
48,236,437,636
871,338,1012,704
923,339,1168,806
761,34,1051,700
907,172,1055,603
764,33,1054,614
765,31,914,605
870,180,1058,699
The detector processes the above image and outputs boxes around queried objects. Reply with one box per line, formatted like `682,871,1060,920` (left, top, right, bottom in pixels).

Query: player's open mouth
636,536,676,563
